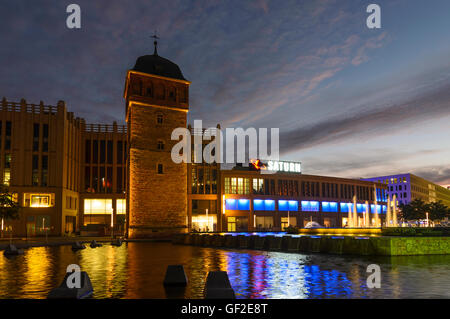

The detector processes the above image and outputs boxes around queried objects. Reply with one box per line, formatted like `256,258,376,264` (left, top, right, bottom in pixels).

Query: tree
0,185,20,222
399,199,428,221
428,201,450,221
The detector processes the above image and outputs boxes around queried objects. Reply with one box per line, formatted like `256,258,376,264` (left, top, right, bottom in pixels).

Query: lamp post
426,212,429,227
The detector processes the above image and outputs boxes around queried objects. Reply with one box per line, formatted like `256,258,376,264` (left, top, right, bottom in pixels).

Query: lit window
116,199,126,214
322,201,338,212
31,195,50,207
301,201,319,212
84,199,113,214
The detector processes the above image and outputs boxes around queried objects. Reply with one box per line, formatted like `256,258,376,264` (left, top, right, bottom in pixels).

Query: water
0,242,449,299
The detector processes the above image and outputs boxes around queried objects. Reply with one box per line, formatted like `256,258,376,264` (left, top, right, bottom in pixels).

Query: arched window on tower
169,87,176,101
157,140,164,150
146,83,153,97
156,113,163,124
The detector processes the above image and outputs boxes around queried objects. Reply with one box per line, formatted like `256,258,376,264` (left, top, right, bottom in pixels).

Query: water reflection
1,242,450,299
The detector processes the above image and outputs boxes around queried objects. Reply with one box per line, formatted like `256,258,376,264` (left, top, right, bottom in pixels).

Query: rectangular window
27,194,54,207
100,140,106,164
301,200,319,212
84,199,113,214
322,201,338,212
231,178,237,194
85,166,90,191
157,163,163,174
43,124,49,152
211,169,217,194
33,123,40,152
42,155,48,186
116,199,126,214
85,140,91,164
224,177,230,194
107,140,113,164
117,141,123,164
100,167,106,192
93,140,98,163
5,121,11,150
278,200,299,211
253,199,275,211
117,167,123,193
237,178,243,194
32,155,39,186
92,167,98,192
106,167,112,193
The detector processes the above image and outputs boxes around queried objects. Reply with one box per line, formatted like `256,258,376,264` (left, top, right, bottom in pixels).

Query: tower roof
132,54,187,81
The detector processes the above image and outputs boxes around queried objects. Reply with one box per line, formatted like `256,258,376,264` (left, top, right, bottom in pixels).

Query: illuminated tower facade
124,41,190,238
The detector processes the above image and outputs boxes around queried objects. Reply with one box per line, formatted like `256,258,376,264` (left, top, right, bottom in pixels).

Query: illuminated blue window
322,201,338,212
253,199,264,211
253,199,275,211
288,200,299,211
301,201,319,212
278,200,298,211
226,199,250,210
225,199,237,210
278,200,288,211
340,203,353,212
357,204,368,213
264,200,275,211
382,205,387,214
370,204,382,214
237,199,250,210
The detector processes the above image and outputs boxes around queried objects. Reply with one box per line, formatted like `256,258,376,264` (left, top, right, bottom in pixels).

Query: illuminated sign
250,159,302,173
267,160,301,173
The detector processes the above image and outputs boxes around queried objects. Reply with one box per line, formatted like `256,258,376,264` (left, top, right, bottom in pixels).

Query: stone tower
124,43,190,238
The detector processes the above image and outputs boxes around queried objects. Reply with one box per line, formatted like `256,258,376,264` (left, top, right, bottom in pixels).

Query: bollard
3,244,24,256
72,241,86,251
47,271,93,299
204,271,236,299
163,265,188,287
111,238,123,246
90,240,102,248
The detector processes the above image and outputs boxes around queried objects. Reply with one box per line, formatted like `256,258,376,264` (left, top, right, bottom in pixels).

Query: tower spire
151,31,160,55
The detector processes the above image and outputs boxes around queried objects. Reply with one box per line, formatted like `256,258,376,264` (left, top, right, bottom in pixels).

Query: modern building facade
0,98,126,237
189,158,388,232
362,173,450,207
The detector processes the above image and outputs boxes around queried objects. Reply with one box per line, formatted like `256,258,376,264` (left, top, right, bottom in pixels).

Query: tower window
157,114,163,124
146,86,153,97
157,140,164,150
157,164,163,174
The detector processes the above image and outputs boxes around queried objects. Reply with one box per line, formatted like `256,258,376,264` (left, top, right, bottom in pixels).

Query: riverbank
174,233,450,256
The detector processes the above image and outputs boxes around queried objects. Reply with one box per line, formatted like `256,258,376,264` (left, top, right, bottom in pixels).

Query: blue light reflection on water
1,242,450,299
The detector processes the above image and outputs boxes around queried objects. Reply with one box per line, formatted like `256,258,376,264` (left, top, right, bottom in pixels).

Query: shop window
24,193,55,208
84,199,113,214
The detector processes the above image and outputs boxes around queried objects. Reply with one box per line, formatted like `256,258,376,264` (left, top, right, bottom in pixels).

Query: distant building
362,174,450,207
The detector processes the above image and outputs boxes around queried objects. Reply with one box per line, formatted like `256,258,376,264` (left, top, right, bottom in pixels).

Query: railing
84,123,127,133
0,101,57,114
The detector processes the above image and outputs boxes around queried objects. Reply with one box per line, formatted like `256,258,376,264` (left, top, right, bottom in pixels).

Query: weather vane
151,31,160,55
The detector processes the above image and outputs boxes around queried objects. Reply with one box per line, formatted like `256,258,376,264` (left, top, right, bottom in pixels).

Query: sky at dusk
1,0,449,186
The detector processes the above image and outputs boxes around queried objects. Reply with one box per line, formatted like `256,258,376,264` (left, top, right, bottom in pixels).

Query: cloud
279,82,450,154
